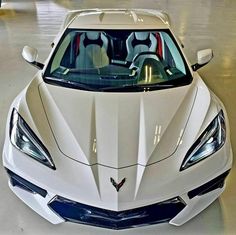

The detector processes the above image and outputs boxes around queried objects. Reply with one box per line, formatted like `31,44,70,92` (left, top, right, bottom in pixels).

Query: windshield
44,29,192,92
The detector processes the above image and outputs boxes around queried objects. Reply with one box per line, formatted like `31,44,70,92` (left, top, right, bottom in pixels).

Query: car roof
65,9,171,30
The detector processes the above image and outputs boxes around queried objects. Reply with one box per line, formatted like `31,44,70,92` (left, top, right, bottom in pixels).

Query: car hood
38,83,197,168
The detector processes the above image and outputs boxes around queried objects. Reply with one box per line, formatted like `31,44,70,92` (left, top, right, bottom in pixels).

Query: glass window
44,29,192,92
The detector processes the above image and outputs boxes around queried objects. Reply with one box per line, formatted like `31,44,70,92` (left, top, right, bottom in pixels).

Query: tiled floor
0,1,235,234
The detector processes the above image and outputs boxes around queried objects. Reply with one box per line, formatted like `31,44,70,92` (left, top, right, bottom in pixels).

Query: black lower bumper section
188,170,230,199
48,196,186,230
6,168,47,198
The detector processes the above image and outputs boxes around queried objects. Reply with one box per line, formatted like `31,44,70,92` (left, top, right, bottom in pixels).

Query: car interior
48,30,187,89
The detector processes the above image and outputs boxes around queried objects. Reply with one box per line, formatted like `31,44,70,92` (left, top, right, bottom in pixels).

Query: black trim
188,170,230,199
191,62,208,71
31,61,44,70
6,168,48,198
48,195,186,230
24,59,44,70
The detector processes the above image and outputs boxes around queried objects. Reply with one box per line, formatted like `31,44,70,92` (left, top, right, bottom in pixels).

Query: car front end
2,9,233,230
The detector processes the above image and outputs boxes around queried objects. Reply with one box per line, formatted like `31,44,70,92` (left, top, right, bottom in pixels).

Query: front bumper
4,166,231,229
2,125,233,229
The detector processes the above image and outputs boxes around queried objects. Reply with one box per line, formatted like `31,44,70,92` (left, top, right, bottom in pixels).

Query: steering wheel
130,51,169,81
132,51,161,63
129,51,161,77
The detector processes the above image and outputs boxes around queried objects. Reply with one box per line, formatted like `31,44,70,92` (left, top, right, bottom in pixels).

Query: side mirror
22,46,44,70
192,49,213,71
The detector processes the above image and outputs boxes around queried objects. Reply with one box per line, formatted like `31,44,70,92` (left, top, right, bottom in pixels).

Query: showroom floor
0,0,236,234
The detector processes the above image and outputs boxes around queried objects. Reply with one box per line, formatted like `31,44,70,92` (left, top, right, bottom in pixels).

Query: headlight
180,110,226,171
10,108,56,170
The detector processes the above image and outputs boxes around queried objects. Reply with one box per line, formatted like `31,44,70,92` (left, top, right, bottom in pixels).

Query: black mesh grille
48,196,185,230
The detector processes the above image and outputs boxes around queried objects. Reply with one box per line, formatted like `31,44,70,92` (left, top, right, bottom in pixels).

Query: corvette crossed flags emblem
110,177,126,192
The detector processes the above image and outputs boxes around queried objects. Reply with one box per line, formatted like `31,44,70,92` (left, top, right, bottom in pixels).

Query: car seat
75,32,109,69
125,32,157,62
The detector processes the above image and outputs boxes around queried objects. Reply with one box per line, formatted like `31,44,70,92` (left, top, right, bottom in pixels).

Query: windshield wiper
100,83,174,91
67,68,99,74
45,77,96,91
45,77,175,92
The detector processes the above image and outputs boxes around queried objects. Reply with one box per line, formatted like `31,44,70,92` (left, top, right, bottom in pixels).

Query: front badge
110,178,126,192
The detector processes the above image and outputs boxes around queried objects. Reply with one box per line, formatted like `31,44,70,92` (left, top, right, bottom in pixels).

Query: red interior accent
75,35,80,55
155,33,163,58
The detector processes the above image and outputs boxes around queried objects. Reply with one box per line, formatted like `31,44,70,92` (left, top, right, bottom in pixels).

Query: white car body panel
3,73,232,209
38,80,196,167
61,9,170,31
2,8,233,229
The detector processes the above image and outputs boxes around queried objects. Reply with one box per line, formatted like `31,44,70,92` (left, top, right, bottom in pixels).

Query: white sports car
2,9,233,230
